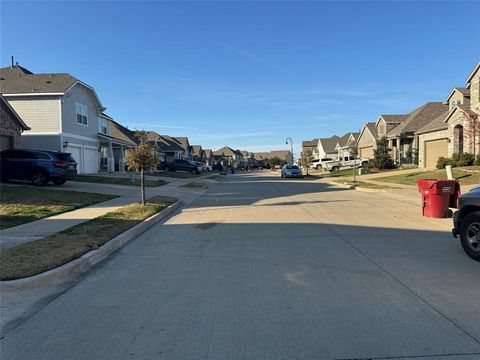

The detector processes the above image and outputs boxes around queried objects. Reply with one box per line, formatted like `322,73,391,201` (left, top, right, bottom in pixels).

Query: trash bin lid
417,179,437,190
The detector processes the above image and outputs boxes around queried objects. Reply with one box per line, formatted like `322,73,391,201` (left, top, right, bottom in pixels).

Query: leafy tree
372,137,394,169
267,156,284,167
125,131,159,205
300,149,313,175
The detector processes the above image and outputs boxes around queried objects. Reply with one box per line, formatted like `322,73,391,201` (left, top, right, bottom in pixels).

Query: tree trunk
140,168,145,205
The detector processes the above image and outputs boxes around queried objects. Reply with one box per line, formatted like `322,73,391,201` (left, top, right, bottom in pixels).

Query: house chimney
16,62,19,67
11,56,14,68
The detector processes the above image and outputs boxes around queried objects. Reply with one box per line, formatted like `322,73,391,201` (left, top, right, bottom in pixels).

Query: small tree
372,136,394,169
460,110,480,155
267,156,284,168
300,149,313,175
125,131,159,205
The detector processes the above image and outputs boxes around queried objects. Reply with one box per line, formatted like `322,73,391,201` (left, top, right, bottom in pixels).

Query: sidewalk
0,177,212,251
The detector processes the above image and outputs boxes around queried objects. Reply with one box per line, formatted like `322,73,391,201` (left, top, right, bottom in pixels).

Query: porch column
107,141,115,173
118,145,126,172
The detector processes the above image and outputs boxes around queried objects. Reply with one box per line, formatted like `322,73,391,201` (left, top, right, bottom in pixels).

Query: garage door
359,146,374,158
84,148,98,174
67,145,82,173
424,139,449,168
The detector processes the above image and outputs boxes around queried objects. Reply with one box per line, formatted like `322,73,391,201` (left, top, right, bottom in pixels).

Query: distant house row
301,132,359,161
0,62,293,173
302,62,480,168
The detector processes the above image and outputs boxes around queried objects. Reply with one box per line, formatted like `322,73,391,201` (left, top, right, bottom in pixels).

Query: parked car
322,156,370,173
452,186,480,261
0,149,77,186
194,161,209,172
281,164,303,178
310,158,333,170
165,159,202,174
212,164,223,171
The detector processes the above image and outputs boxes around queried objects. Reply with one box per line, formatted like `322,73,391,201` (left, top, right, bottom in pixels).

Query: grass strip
374,169,480,186
0,186,116,229
74,175,167,187
180,182,208,189
0,196,176,280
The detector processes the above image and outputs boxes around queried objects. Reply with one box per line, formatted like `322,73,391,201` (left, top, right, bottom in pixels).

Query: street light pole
285,137,293,165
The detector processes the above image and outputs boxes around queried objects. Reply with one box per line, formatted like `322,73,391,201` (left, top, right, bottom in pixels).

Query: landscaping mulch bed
0,196,177,280
0,186,116,230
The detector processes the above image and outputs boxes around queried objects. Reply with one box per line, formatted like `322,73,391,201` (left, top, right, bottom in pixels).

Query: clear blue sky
1,1,479,156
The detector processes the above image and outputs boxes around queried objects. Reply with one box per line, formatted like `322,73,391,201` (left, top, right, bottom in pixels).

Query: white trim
22,132,60,136
84,145,98,150
2,93,64,97
62,132,99,142
466,63,480,84
65,81,105,111
58,97,63,133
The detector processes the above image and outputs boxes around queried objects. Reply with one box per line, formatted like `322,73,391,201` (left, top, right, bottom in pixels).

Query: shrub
451,152,475,167
372,137,395,169
475,155,480,167
436,157,452,169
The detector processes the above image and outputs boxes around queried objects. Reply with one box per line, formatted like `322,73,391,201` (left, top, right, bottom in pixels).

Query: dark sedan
0,149,77,186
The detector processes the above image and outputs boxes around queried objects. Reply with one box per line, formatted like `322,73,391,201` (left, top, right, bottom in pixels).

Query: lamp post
285,137,293,165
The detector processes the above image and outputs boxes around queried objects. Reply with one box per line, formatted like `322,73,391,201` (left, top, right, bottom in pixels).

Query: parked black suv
0,149,77,186
452,186,480,261
165,159,201,174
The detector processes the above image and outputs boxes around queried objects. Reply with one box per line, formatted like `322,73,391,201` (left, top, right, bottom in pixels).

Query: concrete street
1,171,480,359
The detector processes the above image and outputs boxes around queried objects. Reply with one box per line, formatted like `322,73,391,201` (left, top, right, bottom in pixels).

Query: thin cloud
221,42,280,70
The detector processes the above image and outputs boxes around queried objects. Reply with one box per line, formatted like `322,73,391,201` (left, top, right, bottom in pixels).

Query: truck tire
331,166,339,173
459,212,480,261
316,164,321,170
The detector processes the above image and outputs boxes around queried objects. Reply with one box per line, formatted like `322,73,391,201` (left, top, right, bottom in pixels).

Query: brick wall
0,103,24,148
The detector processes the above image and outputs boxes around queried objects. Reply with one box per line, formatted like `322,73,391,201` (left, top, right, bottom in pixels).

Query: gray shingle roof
365,122,378,138
191,145,202,155
415,109,449,135
0,66,77,94
319,135,340,153
213,146,240,157
454,87,470,96
107,119,138,146
146,132,185,152
387,102,448,137
268,150,291,161
380,114,409,124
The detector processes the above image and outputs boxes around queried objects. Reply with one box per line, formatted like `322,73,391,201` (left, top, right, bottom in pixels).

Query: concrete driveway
1,171,479,359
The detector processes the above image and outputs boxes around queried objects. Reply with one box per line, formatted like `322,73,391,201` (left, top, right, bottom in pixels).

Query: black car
165,159,202,174
452,185,480,261
0,149,77,186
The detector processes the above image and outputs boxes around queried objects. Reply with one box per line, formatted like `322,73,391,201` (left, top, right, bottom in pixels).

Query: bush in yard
436,156,453,169
372,137,394,169
451,152,475,167
125,131,160,205
267,156,284,168
475,154,480,166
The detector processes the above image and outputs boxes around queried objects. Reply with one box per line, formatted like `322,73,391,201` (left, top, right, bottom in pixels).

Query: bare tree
460,109,480,155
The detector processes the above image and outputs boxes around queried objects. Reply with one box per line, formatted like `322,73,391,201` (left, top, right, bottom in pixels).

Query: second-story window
76,103,88,126
99,118,108,134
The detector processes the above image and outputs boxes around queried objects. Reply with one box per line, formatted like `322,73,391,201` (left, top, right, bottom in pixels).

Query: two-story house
0,94,30,150
0,63,134,173
416,62,480,168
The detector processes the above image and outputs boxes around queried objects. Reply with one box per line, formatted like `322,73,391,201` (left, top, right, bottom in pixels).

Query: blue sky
1,1,479,156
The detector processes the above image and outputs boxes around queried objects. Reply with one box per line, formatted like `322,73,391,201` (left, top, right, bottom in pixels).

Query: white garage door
424,138,449,168
67,145,82,173
84,148,98,174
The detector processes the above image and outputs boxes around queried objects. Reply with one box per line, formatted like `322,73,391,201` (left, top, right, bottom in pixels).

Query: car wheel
316,165,321,170
31,171,48,186
52,178,66,185
331,166,339,173
459,212,480,261
191,169,196,174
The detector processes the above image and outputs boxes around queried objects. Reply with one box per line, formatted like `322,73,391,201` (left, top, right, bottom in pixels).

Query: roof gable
466,62,480,84
0,94,30,130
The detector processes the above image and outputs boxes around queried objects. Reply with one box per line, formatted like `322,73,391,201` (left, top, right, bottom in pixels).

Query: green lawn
0,196,177,280
0,187,116,230
307,168,357,178
146,171,198,179
74,175,167,187
375,169,480,186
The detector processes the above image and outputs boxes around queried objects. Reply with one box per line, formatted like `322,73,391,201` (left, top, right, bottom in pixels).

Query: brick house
416,62,480,168
0,94,30,150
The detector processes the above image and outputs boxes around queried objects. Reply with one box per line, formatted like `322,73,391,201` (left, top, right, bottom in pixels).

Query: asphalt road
2,172,480,360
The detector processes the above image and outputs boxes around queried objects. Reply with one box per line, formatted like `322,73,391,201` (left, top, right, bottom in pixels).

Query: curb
0,200,183,292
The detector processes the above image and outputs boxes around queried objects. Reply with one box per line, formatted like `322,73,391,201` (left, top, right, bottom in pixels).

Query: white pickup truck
322,155,370,172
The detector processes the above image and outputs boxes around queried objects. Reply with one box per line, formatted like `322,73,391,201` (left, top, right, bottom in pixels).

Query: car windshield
286,165,299,170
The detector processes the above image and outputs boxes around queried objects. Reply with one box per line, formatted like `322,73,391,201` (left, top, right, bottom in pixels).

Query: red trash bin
417,179,461,218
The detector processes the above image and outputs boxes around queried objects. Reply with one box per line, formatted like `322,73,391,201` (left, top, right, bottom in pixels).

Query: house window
76,103,88,126
98,118,108,134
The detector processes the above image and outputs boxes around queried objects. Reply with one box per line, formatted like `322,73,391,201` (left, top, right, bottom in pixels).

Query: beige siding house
416,62,480,168
0,94,30,150
357,122,378,158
